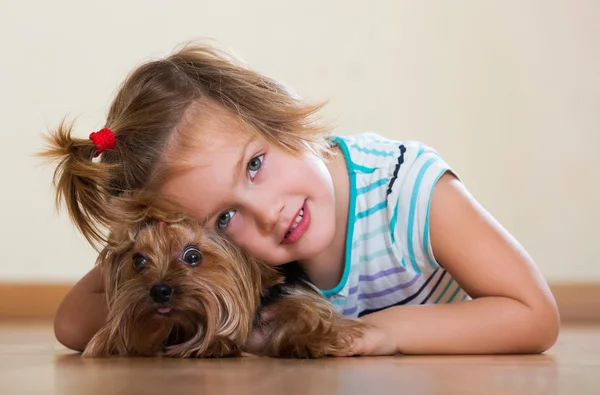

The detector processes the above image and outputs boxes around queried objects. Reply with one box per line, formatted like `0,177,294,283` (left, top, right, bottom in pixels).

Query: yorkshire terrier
82,197,367,359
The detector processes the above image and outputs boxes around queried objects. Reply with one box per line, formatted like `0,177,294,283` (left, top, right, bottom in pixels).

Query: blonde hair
39,41,333,248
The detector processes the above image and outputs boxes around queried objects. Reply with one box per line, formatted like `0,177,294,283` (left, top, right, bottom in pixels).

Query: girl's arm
345,172,560,355
54,265,108,352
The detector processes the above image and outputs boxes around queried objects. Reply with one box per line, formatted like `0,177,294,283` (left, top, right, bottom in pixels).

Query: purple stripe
358,274,422,300
348,284,359,295
359,266,406,282
343,305,358,315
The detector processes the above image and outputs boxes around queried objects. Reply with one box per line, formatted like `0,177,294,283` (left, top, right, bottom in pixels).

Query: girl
42,41,559,356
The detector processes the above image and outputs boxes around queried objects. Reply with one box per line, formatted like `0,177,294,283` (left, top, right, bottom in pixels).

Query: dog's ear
84,244,130,358
203,229,283,289
95,232,132,303
98,248,125,300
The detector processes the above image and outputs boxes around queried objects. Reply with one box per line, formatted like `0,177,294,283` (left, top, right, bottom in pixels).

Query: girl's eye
217,210,236,229
247,154,264,179
132,253,148,272
181,246,203,266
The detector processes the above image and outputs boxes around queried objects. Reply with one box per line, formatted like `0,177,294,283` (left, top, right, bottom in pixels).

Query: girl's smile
158,106,345,274
281,199,310,244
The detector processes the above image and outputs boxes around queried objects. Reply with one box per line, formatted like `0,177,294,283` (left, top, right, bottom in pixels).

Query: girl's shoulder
331,132,455,182
334,132,461,270
323,133,471,313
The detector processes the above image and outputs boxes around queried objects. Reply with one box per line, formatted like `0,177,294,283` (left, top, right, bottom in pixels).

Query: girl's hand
332,324,398,357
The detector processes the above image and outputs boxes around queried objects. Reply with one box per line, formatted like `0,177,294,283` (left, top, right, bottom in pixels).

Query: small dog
83,198,367,359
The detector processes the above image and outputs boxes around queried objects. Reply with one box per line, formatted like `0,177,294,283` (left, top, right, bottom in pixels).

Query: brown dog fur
82,195,367,359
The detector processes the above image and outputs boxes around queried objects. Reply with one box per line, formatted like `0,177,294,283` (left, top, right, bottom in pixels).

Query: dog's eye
132,254,148,271
181,247,202,266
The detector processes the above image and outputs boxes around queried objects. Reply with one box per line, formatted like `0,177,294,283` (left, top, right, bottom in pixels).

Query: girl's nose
247,195,282,233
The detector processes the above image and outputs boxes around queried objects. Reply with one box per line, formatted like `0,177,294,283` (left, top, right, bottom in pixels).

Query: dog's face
83,216,281,358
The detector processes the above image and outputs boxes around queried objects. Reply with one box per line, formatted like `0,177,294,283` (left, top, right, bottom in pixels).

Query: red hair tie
89,128,116,157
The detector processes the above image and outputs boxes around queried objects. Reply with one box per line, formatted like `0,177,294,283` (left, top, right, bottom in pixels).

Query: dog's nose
150,284,172,303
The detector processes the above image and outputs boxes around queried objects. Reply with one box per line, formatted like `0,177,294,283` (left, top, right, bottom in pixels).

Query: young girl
43,41,559,356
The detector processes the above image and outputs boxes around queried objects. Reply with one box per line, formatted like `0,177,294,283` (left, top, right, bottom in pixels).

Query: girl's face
159,112,337,267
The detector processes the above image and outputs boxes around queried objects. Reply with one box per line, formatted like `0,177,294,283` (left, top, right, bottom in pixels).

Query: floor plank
0,321,598,395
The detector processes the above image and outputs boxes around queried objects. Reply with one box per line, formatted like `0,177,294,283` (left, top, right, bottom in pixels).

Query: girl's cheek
225,212,244,238
229,217,259,252
228,224,252,253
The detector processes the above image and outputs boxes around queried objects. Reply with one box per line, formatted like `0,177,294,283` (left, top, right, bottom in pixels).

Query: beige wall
1,1,598,283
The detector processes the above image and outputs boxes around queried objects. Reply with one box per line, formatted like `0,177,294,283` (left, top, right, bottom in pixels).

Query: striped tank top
321,132,471,317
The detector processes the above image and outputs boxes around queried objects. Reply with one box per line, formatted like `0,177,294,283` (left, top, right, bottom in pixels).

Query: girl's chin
288,236,334,262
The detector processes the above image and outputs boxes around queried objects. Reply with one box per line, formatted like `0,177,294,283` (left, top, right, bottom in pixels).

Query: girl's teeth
290,209,304,229
285,209,304,237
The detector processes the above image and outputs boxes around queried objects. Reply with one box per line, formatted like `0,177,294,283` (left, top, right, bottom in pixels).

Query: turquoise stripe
353,164,377,174
448,285,462,302
356,178,387,195
352,225,388,249
350,144,395,157
407,157,438,273
357,201,387,219
359,248,395,263
434,278,454,303
331,298,346,307
321,138,356,297
389,199,399,244
423,168,449,269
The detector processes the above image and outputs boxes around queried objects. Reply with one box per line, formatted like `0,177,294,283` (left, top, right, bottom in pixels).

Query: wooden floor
1,321,599,395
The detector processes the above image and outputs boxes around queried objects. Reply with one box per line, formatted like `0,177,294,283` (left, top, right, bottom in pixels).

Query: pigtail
39,41,336,251
39,118,119,249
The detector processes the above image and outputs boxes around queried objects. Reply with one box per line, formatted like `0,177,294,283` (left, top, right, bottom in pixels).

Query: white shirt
321,133,471,317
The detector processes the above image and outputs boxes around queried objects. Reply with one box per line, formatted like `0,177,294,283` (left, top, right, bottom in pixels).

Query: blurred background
0,1,598,317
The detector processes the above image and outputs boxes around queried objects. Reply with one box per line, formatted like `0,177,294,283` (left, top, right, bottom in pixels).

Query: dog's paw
304,322,368,358
318,320,368,356
261,318,369,359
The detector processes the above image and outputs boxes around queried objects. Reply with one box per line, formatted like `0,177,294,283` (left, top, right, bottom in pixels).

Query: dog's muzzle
150,284,172,303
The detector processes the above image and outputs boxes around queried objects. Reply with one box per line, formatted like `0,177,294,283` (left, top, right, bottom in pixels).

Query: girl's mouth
282,201,310,244
285,208,304,237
